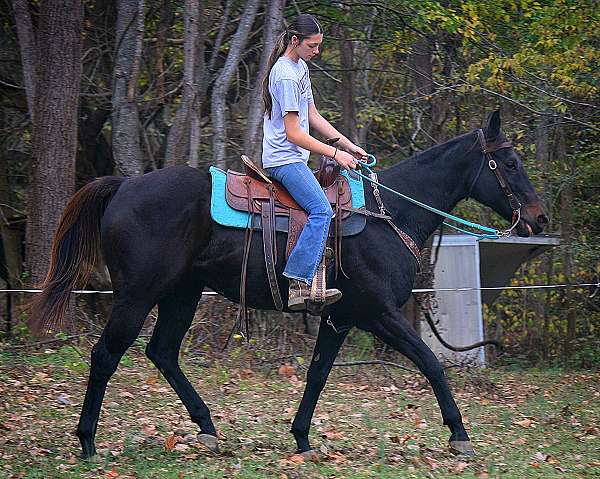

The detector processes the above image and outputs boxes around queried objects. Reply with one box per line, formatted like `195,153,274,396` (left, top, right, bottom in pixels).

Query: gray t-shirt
262,57,314,168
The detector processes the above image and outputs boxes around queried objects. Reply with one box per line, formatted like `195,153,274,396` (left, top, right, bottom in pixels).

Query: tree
11,0,36,123
23,0,84,286
334,25,358,144
210,0,260,168
112,0,145,176
243,0,284,161
165,0,202,167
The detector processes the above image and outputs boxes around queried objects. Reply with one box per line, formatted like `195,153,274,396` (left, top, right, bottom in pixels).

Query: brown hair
262,14,323,118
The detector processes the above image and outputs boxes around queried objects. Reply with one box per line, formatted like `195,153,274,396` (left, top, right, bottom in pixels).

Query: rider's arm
283,112,356,169
308,104,348,148
308,103,367,159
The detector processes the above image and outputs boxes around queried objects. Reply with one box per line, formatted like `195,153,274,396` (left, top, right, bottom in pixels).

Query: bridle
467,129,523,237
352,128,528,244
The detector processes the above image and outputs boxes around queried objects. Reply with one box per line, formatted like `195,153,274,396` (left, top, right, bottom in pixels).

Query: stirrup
307,248,341,314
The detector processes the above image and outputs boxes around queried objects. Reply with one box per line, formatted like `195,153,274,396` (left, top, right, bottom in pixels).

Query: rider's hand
335,150,359,170
345,142,368,161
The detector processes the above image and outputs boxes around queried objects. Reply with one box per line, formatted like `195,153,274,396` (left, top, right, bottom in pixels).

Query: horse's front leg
291,315,350,454
371,309,474,456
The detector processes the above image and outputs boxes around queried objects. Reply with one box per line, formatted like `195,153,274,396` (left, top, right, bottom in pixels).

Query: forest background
0,0,598,367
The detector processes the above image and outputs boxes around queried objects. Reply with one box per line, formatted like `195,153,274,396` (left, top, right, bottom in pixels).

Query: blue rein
352,154,502,240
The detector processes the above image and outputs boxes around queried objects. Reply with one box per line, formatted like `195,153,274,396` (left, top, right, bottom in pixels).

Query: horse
29,111,548,459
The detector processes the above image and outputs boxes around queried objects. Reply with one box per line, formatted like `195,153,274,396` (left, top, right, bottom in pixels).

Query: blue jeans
265,162,333,284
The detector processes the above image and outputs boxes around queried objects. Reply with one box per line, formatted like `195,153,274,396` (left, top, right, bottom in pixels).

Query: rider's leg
265,162,341,309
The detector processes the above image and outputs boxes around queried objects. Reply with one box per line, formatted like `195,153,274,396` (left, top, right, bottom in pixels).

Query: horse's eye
506,162,517,171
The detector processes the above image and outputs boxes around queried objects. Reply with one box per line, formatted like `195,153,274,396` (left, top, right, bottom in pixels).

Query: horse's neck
378,135,478,247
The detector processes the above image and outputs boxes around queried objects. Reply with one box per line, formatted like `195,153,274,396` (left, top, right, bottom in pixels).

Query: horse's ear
484,110,501,139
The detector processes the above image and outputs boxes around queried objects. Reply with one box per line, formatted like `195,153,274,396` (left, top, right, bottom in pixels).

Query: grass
0,343,598,478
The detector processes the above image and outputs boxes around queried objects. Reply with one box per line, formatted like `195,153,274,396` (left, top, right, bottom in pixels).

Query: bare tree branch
211,0,260,168
243,0,284,161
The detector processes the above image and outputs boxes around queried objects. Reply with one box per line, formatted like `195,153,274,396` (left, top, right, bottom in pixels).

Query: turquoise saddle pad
209,166,367,235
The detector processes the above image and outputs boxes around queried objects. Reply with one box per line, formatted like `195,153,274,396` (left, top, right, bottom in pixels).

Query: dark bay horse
30,111,548,459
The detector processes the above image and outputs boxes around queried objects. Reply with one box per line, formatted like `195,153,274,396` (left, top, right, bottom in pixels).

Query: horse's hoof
79,445,97,461
80,451,99,461
197,433,220,454
449,440,475,456
300,449,319,462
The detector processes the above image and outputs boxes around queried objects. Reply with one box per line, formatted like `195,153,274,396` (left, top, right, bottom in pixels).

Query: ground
0,343,598,479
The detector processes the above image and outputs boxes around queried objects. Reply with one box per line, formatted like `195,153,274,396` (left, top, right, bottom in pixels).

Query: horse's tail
28,176,125,336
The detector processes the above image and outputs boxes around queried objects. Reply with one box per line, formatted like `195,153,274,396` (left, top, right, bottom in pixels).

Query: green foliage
568,336,600,369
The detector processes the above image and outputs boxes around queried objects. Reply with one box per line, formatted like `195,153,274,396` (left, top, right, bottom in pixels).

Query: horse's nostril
537,214,549,226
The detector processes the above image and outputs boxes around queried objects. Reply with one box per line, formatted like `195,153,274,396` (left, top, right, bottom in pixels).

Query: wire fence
0,282,598,296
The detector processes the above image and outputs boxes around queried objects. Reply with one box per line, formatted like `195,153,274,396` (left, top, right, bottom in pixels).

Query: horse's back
105,165,209,216
100,166,212,290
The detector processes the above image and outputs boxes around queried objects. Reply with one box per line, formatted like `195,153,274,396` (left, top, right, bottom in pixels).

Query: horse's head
469,111,549,237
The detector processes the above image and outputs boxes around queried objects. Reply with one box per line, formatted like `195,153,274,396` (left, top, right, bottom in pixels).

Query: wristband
332,147,338,159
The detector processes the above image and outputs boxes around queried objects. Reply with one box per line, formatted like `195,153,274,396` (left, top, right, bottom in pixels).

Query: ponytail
262,32,287,118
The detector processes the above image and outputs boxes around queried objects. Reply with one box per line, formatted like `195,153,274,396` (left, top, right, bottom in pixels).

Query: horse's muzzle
520,203,549,236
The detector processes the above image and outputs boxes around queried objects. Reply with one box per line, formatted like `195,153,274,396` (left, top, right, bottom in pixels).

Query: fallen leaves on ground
0,345,598,479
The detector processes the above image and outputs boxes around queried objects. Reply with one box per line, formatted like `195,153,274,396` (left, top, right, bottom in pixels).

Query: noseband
468,129,522,237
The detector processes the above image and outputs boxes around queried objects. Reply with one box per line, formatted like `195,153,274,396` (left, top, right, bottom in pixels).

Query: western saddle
224,140,355,324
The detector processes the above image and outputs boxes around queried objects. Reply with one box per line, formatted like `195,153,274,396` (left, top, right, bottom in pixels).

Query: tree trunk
207,0,234,74
154,0,173,102
243,0,284,161
11,0,37,122
356,12,376,146
189,0,208,168
26,0,83,285
556,123,576,359
430,36,453,142
211,0,260,168
408,35,450,147
534,115,552,361
0,146,23,336
165,0,200,166
337,26,358,143
112,0,145,176
408,36,433,150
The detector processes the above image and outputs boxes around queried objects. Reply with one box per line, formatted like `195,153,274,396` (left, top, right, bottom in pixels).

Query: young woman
262,14,367,311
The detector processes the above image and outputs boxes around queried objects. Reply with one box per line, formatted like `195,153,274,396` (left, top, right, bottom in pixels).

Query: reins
353,129,523,240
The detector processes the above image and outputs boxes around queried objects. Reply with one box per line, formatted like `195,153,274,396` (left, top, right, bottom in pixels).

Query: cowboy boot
287,277,342,312
288,248,342,312
287,279,312,311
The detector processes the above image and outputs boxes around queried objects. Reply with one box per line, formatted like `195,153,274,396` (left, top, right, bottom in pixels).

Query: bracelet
332,147,338,159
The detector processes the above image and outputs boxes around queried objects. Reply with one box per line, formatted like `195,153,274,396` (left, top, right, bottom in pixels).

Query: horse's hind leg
371,309,474,455
77,300,153,458
145,286,218,452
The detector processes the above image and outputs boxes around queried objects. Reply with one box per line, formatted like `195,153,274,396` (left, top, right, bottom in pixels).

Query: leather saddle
224,140,358,317
225,159,354,258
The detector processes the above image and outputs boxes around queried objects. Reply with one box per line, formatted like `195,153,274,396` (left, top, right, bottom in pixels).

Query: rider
262,14,367,311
